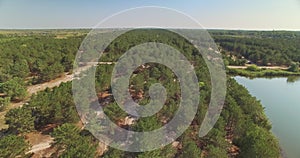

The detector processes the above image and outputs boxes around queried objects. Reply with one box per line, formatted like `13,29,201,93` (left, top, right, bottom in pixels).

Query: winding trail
0,62,112,129
0,72,75,129
0,62,116,154
0,62,115,155
227,65,288,70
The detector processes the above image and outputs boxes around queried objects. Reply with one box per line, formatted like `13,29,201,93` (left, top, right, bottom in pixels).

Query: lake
234,76,300,158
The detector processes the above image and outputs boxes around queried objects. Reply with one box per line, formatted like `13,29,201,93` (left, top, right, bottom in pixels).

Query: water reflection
286,76,300,83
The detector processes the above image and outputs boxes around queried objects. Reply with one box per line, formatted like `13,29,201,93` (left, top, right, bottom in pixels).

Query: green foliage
227,79,271,129
0,135,30,158
204,119,228,148
1,77,27,100
28,82,79,127
246,65,260,71
137,150,163,158
133,116,161,132
103,102,127,123
10,58,30,78
3,82,78,135
0,30,284,157
52,123,81,146
96,30,280,157
5,107,35,134
206,145,227,158
220,79,280,157
228,68,300,77
238,125,280,158
135,144,177,158
288,62,299,72
199,81,206,88
59,141,96,158
38,62,65,82
211,30,300,66
159,145,177,158
287,76,300,83
102,144,177,158
0,97,10,111
179,140,202,158
223,54,247,66
102,148,126,158
0,32,84,83
52,123,97,158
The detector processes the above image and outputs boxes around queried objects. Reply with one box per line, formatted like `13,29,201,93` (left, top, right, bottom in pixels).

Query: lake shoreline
228,67,300,78
234,76,300,158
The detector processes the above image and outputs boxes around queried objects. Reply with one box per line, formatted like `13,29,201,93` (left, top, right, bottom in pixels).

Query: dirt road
227,65,289,70
0,62,105,129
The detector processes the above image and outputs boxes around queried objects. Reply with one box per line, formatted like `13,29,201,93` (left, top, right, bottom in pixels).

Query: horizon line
0,27,299,31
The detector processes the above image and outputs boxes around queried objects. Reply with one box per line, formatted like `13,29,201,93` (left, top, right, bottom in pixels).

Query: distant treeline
210,30,300,66
1,29,299,84
0,32,85,83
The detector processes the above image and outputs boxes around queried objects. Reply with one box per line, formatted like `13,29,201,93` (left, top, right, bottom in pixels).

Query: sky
0,0,299,30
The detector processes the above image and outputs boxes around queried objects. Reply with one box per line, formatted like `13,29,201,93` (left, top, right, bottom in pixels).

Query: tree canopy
0,135,30,158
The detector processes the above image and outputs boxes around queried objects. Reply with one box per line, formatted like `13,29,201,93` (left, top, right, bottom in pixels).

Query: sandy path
27,73,73,95
0,62,109,129
27,137,54,154
0,62,114,154
227,65,289,70
0,73,76,129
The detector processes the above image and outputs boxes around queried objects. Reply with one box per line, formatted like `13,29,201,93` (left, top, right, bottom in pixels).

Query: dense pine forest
210,30,300,66
1,29,298,157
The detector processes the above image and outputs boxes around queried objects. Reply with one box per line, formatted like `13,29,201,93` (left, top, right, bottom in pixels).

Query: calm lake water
234,76,300,158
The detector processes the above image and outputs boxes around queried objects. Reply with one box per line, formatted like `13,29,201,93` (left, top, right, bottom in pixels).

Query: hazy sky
0,0,299,30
